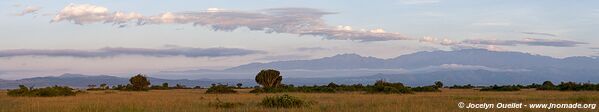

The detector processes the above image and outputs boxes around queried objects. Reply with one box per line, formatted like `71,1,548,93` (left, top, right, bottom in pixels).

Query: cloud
15,6,41,16
420,36,587,47
51,4,143,25
521,32,558,37
0,46,264,58
50,4,409,41
419,36,459,46
296,47,328,51
462,38,588,47
255,55,311,61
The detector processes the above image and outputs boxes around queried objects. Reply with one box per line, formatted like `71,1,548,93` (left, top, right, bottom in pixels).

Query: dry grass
0,89,598,112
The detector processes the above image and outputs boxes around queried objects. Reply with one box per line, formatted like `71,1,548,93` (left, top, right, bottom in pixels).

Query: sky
0,0,598,79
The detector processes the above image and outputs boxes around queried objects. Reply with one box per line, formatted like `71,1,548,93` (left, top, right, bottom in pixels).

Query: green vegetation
260,94,309,108
205,84,237,94
449,84,475,89
537,81,599,91
366,80,412,94
480,85,521,91
7,85,76,97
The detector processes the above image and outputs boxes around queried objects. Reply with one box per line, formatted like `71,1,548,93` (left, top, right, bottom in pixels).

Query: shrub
206,84,237,94
7,85,76,97
260,94,309,108
480,85,520,91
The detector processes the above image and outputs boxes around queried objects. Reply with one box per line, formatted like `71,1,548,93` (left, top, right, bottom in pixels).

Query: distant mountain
156,49,599,80
3,49,599,89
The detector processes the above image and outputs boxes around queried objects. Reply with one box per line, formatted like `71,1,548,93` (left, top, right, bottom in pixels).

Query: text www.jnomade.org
458,102,597,110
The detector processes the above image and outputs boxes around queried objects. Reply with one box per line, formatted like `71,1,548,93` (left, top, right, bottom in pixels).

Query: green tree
434,81,444,88
129,74,151,91
255,69,282,88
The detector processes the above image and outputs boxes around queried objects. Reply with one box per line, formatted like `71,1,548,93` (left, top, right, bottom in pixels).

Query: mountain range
2,49,599,89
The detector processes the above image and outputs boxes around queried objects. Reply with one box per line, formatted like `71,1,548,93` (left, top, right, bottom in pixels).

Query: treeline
248,69,443,94
7,85,79,97
7,69,599,97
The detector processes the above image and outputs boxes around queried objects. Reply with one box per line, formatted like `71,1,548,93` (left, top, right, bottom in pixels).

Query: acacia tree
255,69,282,88
129,74,151,91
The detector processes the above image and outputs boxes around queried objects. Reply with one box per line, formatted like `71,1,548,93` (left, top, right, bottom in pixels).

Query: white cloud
49,4,410,42
419,36,459,46
420,36,587,48
51,4,143,25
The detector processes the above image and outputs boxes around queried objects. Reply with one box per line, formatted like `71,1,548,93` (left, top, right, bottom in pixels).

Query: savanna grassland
1,89,598,112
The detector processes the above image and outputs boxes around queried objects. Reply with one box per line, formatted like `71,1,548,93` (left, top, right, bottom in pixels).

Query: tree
434,81,444,88
162,82,169,88
542,81,555,87
255,69,282,88
129,74,151,91
327,82,339,88
236,83,243,88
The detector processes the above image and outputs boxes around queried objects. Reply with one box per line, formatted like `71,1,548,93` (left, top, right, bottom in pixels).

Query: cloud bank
420,37,587,47
50,4,409,41
0,46,264,58
46,3,590,46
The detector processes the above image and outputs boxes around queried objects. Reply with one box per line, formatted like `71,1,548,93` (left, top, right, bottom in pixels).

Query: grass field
1,89,598,112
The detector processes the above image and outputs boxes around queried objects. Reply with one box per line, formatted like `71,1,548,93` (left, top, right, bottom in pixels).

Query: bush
206,84,237,94
260,94,309,108
480,85,520,91
7,85,76,97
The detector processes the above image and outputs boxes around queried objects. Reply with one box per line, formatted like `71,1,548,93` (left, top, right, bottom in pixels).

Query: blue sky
0,0,598,79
